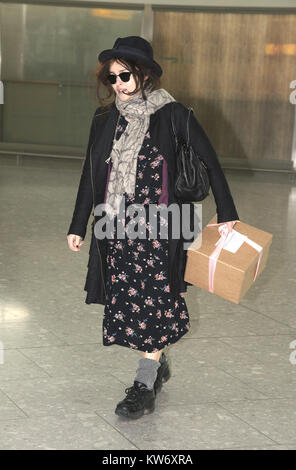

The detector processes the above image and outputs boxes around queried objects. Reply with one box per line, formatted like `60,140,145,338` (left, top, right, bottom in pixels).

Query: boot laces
121,359,166,403
124,385,142,403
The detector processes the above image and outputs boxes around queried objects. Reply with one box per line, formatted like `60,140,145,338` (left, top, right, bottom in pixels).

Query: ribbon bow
206,221,263,293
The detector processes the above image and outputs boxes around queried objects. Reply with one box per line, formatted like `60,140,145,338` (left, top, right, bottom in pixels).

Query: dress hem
102,323,190,353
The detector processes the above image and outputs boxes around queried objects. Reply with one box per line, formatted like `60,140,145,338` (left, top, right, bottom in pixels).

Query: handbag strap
171,102,193,150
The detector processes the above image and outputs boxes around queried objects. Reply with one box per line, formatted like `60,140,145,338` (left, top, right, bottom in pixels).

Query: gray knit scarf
104,87,176,219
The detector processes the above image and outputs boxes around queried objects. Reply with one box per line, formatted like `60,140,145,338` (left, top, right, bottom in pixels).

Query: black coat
67,100,239,305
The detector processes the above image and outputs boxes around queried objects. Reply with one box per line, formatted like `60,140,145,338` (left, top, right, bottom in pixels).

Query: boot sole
115,402,155,419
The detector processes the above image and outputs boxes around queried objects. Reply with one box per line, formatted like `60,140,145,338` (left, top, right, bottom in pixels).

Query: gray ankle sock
134,357,161,390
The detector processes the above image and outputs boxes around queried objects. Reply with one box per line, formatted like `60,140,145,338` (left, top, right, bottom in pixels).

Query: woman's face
109,60,146,101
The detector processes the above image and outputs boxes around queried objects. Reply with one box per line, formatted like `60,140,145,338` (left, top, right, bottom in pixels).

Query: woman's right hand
67,234,84,251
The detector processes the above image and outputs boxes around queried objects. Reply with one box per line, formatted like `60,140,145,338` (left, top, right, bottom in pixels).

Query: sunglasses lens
107,74,116,84
120,72,131,82
107,72,131,85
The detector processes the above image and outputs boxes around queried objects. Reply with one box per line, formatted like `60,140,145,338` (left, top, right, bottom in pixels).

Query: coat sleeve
67,107,100,240
176,103,239,224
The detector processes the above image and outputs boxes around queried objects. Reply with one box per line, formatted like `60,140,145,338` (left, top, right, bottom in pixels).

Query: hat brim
98,49,162,77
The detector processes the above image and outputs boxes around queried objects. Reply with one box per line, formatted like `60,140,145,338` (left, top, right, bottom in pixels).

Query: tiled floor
0,157,296,450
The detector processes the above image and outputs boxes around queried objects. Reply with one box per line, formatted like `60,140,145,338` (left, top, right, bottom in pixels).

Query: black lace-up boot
115,381,156,419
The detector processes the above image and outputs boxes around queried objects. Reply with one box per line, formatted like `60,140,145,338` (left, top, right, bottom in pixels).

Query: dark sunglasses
106,71,131,85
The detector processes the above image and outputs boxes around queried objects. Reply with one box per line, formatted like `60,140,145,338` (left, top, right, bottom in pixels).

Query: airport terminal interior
0,0,296,450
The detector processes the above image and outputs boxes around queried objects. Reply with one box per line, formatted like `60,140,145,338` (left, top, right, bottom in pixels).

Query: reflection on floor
0,157,296,450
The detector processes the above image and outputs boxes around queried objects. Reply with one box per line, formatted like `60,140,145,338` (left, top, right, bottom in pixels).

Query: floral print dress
102,114,190,353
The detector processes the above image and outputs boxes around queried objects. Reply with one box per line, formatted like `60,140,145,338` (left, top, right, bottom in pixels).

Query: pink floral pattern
103,114,190,352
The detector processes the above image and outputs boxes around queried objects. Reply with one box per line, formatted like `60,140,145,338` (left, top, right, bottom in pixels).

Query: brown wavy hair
95,57,162,112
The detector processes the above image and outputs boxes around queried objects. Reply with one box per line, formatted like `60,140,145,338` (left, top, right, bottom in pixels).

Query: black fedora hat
98,36,162,77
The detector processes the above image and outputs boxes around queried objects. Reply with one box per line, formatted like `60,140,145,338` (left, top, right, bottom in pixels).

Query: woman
67,36,239,419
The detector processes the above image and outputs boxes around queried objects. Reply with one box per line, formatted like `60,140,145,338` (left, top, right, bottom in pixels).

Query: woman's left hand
225,221,237,233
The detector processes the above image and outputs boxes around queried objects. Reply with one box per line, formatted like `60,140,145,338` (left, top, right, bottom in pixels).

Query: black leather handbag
171,102,210,202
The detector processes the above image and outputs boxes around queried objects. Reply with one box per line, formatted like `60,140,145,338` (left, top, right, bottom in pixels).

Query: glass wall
1,2,295,171
0,3,142,151
153,9,296,170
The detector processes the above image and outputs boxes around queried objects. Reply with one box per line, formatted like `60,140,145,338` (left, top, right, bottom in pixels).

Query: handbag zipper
200,159,207,170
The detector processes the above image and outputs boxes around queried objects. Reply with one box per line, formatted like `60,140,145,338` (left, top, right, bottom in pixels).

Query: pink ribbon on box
206,220,263,293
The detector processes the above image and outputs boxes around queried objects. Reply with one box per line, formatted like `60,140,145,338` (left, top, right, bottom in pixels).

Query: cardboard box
184,214,273,304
